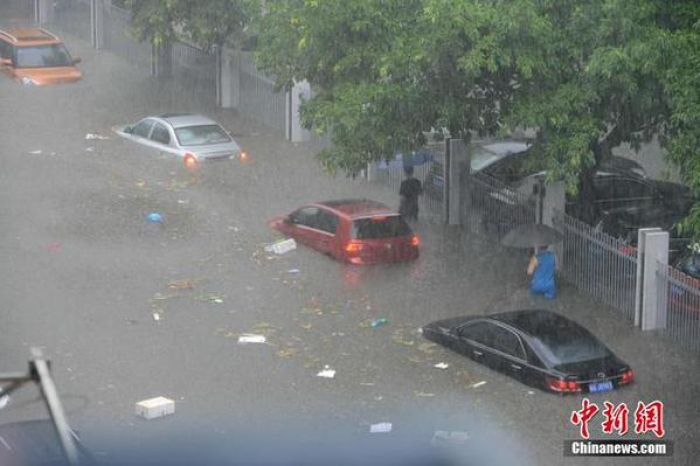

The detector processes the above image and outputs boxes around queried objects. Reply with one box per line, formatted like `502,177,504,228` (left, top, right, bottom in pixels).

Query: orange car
0,27,82,85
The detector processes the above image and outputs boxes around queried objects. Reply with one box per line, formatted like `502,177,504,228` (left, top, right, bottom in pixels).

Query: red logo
570,398,599,439
570,399,665,439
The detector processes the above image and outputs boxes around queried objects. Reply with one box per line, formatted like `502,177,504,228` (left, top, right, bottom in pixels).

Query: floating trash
152,313,161,321
370,422,392,433
168,279,196,290
472,381,487,389
370,318,389,329
85,133,109,140
316,365,336,379
147,212,164,224
431,430,470,446
264,238,297,255
46,242,62,253
135,396,174,420
238,334,266,344
434,362,449,369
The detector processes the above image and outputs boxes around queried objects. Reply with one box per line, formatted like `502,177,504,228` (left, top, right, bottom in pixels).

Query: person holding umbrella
501,223,561,300
527,245,557,299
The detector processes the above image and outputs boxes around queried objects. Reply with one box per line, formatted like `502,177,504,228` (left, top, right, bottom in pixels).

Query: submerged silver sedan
113,113,247,164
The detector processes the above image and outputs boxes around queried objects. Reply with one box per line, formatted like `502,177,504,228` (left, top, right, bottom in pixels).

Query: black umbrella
500,223,563,248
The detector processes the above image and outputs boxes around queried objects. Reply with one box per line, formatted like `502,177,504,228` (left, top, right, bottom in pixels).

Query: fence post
286,80,311,142
444,139,468,225
90,0,105,49
640,230,669,331
635,227,661,327
35,0,54,25
220,47,237,108
151,43,172,78
542,181,566,267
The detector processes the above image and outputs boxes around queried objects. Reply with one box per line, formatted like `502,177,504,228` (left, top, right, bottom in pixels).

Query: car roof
157,114,218,129
487,309,592,340
317,199,395,218
0,28,62,46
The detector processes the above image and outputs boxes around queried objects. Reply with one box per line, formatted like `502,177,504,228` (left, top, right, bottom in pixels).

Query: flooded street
1,17,699,465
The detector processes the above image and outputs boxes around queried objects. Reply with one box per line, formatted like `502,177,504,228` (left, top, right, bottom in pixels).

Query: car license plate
589,381,613,393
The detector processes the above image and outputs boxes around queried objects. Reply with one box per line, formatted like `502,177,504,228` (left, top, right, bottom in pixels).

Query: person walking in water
527,245,557,299
399,166,422,221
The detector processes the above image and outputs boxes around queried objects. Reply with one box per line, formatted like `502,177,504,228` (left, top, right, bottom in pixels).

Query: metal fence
369,145,445,222
51,0,91,42
102,4,150,72
554,211,638,321
236,51,286,135
171,41,217,108
466,172,536,240
657,263,700,351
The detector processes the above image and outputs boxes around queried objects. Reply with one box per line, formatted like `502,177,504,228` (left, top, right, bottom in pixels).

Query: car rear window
16,44,72,68
530,326,612,366
352,216,412,239
175,125,231,146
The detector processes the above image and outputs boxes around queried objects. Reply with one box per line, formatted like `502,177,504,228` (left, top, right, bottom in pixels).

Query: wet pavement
1,23,699,465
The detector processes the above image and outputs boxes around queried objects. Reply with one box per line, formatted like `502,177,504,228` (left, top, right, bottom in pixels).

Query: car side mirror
72,57,82,65
123,126,133,134
0,58,12,67
284,215,293,225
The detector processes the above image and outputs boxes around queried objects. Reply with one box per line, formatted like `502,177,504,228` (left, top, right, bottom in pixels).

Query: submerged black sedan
421,309,634,394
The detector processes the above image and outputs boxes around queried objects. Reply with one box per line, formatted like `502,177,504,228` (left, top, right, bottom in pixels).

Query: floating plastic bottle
371,318,389,328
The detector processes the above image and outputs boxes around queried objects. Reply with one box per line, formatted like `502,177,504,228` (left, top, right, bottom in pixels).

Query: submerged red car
269,199,420,265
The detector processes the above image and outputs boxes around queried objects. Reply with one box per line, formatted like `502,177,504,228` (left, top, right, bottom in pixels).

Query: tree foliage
126,0,259,50
257,0,700,228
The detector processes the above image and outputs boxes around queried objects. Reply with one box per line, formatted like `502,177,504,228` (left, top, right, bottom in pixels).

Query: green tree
258,0,700,229
126,0,259,50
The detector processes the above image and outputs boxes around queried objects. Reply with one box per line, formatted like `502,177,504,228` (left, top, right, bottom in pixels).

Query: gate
466,172,536,240
657,263,700,351
554,211,638,321
50,0,91,42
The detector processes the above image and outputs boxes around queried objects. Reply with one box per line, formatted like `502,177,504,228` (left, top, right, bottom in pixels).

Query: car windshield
530,325,612,366
470,148,506,172
174,124,231,146
352,216,412,239
15,44,73,68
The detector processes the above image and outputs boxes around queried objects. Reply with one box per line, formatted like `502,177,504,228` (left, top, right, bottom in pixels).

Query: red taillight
411,235,421,247
184,153,199,172
546,377,582,393
621,246,637,256
620,369,635,385
345,241,365,254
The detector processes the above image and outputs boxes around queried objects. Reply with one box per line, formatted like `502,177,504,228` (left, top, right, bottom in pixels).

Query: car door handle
510,363,522,370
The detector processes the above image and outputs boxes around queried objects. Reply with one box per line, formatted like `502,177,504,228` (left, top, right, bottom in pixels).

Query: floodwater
1,4,699,465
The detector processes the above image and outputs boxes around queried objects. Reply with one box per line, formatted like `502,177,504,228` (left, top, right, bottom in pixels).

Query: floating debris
85,133,109,140
414,391,435,398
431,431,470,446
316,365,336,379
434,362,449,369
152,313,161,321
277,347,298,358
472,381,487,389
238,334,266,344
146,212,164,224
370,318,389,329
135,397,175,420
264,238,297,255
167,279,197,290
370,422,392,433
417,342,437,354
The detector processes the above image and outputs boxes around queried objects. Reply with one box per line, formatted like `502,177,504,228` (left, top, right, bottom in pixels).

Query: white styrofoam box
135,396,175,420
